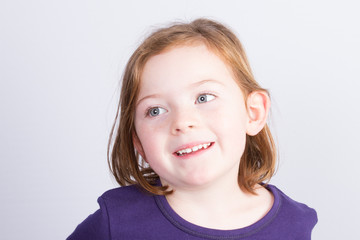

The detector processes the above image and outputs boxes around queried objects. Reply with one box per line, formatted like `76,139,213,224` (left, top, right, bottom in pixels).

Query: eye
196,94,215,104
147,107,167,117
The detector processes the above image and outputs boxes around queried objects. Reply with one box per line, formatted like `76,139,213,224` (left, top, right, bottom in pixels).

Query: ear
132,132,146,160
245,91,270,136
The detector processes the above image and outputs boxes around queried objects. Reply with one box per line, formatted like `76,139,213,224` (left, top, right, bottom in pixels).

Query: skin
134,44,273,229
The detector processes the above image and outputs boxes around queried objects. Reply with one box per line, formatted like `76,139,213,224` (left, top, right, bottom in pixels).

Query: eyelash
196,92,216,104
144,92,216,118
144,106,166,118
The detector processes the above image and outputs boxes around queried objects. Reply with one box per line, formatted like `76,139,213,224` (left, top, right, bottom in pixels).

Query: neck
166,177,249,210
160,173,272,230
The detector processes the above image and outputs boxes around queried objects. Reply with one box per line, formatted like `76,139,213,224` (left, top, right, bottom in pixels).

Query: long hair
108,18,276,195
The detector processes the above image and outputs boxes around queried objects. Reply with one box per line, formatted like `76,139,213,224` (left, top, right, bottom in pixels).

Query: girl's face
134,44,251,191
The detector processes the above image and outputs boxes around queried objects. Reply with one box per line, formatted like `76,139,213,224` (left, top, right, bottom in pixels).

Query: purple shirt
67,184,317,239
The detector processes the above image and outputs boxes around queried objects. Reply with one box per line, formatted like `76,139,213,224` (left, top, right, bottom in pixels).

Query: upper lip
173,141,214,154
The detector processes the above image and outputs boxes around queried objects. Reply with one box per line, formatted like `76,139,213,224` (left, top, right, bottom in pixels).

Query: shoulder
267,184,318,234
270,185,317,219
100,184,149,202
67,185,154,240
98,184,154,211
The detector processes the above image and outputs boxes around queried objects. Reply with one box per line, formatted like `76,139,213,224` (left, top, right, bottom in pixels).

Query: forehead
139,44,235,96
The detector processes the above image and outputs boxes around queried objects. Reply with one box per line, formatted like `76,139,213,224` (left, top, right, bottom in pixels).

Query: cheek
208,101,248,156
138,131,171,176
136,124,166,159
207,99,248,132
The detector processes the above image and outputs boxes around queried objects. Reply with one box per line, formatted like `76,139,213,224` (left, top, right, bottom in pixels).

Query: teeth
176,143,211,156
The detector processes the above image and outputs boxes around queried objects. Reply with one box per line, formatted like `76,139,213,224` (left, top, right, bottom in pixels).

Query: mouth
174,142,214,157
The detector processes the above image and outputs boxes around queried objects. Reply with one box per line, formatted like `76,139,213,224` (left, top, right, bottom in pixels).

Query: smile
175,142,213,156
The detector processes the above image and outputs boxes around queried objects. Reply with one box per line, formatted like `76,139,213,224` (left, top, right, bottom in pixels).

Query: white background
1,0,359,239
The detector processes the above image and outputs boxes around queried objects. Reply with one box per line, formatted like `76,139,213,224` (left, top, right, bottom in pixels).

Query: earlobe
246,91,270,136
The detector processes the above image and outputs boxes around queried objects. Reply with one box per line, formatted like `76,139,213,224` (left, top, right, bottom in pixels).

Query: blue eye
197,94,215,103
147,107,167,117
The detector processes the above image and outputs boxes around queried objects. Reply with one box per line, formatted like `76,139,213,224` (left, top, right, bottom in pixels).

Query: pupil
200,96,206,102
151,108,158,115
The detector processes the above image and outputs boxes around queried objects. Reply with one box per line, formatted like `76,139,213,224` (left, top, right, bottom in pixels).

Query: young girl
68,18,317,239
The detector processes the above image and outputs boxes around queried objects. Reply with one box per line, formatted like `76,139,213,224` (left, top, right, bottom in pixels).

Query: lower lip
173,142,214,159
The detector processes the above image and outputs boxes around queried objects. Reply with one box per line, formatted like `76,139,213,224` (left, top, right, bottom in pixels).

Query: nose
170,108,197,135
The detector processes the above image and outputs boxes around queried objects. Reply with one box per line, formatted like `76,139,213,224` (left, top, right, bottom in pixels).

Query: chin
180,172,216,188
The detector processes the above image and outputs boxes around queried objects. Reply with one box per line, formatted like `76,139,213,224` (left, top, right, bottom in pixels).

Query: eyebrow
136,79,224,106
136,93,162,107
190,79,225,87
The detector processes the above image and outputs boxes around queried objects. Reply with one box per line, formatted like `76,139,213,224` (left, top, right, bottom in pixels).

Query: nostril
175,124,194,133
